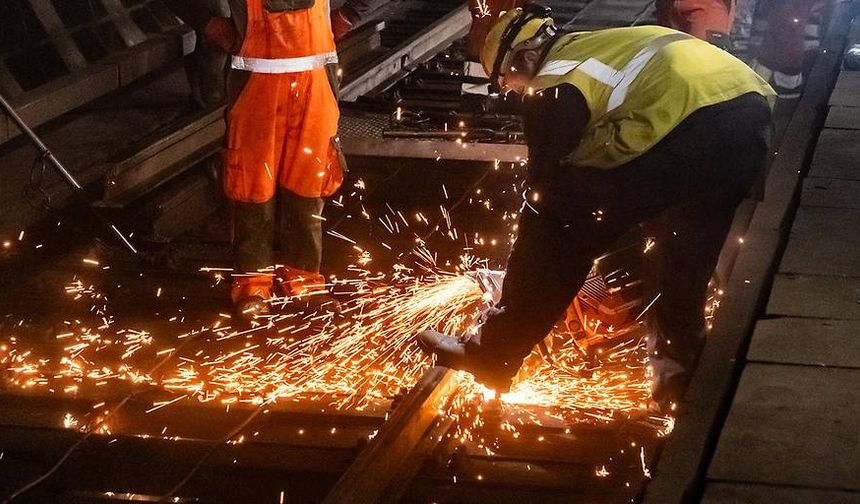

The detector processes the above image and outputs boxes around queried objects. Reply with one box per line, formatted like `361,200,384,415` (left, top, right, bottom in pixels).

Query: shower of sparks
640,446,652,478
159,265,487,410
0,149,683,499
1,259,670,435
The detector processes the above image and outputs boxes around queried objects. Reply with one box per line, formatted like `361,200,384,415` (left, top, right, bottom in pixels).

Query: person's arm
228,0,246,41
163,0,213,31
339,0,390,22
164,0,240,53
332,0,390,40
522,83,590,187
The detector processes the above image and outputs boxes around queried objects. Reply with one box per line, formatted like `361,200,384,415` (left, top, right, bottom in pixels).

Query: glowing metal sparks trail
2,269,666,428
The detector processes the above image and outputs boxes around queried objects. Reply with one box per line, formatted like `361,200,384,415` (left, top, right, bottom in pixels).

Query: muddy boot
273,266,342,314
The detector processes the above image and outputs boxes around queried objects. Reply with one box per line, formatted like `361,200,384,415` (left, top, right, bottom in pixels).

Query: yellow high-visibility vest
530,25,775,169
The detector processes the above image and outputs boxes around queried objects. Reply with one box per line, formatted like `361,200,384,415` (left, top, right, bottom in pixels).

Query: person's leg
645,95,771,405
644,194,739,404
271,68,342,306
752,0,817,99
275,188,326,296
231,199,276,304
224,73,282,309
276,68,343,199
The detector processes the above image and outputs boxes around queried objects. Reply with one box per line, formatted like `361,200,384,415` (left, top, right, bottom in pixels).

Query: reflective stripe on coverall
226,0,345,303
751,0,819,97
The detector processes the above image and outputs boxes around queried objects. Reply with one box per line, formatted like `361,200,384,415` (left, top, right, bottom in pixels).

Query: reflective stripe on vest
231,51,339,73
537,33,689,113
538,58,616,84
606,33,688,111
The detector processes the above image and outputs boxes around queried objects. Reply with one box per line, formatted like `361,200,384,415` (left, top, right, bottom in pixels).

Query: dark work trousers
233,189,324,275
475,93,771,400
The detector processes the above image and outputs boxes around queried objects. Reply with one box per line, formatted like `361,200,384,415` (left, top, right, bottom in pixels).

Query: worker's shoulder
561,25,694,50
571,24,683,39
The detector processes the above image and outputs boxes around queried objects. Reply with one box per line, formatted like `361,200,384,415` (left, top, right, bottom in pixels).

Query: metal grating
339,111,388,140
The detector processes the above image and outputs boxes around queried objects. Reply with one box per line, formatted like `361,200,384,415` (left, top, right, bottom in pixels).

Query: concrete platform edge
642,8,855,503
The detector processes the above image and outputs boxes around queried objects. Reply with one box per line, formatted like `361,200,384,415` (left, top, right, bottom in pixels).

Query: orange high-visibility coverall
656,0,737,41
226,0,344,304
755,0,818,73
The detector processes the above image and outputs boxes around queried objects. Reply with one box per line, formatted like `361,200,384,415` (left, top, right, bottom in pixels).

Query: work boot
294,290,343,314
416,330,517,393
273,266,342,314
231,276,274,324
234,295,271,324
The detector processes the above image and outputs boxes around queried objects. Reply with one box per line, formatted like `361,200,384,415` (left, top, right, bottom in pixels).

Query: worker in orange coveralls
196,0,385,320
656,0,737,48
750,0,821,98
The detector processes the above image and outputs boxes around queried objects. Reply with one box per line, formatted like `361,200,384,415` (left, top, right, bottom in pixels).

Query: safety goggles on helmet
489,3,556,94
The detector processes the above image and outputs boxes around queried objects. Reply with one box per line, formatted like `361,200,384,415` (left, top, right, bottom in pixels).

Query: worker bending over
188,0,383,320
417,5,774,410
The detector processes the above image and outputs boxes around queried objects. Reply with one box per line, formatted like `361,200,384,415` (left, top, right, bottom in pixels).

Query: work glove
330,7,355,42
203,16,238,54
466,269,506,306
